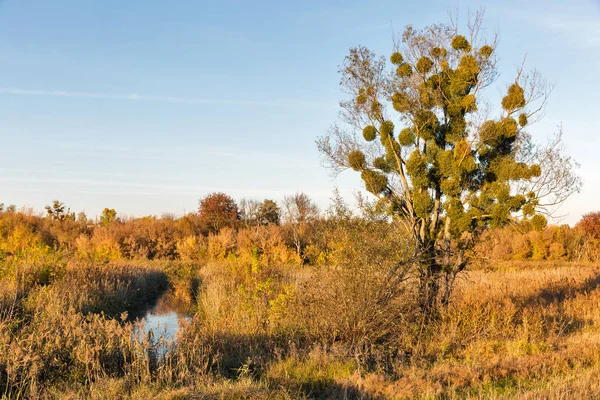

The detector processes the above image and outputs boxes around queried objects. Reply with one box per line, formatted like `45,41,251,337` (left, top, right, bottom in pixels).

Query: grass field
2,256,600,399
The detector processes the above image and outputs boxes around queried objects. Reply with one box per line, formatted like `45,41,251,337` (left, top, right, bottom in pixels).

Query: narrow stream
133,290,192,341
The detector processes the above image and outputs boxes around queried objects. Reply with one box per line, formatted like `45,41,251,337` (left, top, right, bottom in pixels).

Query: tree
99,208,117,226
317,14,581,315
77,212,88,223
198,192,239,234
240,198,281,227
283,193,319,258
239,198,262,228
258,199,280,225
45,200,73,221
576,212,600,239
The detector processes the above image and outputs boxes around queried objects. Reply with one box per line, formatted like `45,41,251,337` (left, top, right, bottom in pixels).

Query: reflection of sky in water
142,311,189,341
135,292,191,342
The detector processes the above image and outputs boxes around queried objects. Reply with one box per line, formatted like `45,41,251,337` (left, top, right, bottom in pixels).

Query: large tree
318,15,580,314
198,192,239,234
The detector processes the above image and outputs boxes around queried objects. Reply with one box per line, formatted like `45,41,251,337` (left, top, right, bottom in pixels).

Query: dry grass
344,262,600,399
3,255,600,399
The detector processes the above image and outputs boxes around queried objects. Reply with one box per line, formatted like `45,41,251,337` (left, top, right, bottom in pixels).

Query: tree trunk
417,245,441,320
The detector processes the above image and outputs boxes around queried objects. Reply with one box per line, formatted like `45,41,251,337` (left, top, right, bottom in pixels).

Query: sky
0,0,599,224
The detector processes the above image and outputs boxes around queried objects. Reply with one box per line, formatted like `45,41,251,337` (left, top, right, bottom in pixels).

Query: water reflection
136,291,191,341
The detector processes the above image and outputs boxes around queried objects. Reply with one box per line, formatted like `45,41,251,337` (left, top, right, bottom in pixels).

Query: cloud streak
0,88,330,108
0,175,326,199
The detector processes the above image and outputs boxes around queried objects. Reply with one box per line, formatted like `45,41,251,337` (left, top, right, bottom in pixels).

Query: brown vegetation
1,200,600,398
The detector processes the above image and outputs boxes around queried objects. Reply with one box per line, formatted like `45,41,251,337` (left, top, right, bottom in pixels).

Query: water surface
135,291,191,341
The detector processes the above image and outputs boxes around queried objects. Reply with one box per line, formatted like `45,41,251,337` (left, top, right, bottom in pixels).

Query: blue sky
0,0,598,224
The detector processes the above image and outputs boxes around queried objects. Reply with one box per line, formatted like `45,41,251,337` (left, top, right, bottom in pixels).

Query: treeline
1,195,600,266
476,212,600,263
0,192,357,267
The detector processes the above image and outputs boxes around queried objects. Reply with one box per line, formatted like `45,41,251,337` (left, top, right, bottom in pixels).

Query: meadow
1,200,600,399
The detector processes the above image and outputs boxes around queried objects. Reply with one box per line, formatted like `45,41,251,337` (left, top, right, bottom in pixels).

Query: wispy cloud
0,88,332,108
55,142,313,168
0,175,325,198
533,15,600,49
492,4,600,50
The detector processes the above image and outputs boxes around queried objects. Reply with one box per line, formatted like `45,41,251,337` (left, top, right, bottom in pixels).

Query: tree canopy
198,192,239,234
100,208,117,226
576,212,600,240
45,200,73,222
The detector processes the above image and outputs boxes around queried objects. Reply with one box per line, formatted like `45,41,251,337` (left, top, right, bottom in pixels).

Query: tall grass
3,255,600,398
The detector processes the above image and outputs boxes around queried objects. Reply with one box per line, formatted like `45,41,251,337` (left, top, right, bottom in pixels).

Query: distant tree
576,212,600,239
100,208,117,226
161,213,176,221
198,192,239,234
283,193,319,257
45,200,73,221
177,213,204,237
77,212,88,223
239,198,262,228
284,193,319,223
258,199,281,225
240,198,281,228
327,188,353,221
317,13,581,314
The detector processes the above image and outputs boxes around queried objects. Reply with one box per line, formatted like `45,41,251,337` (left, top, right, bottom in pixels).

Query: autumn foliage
575,211,600,239
198,192,239,234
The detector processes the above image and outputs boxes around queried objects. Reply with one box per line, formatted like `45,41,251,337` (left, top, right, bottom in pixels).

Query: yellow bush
207,228,237,261
548,242,566,260
1,225,42,255
511,235,532,260
176,235,206,260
